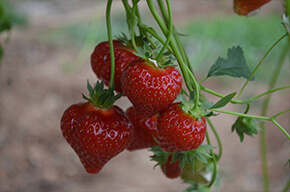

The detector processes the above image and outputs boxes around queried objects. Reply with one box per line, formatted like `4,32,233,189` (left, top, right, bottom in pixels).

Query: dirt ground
0,0,289,192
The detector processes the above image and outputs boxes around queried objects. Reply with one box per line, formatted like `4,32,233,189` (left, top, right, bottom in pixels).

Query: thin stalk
206,117,222,161
157,0,193,72
155,0,172,61
237,33,288,99
271,109,290,119
205,131,217,188
210,109,270,121
146,0,195,93
130,1,138,51
201,85,289,104
259,44,289,192
106,0,115,88
271,119,290,140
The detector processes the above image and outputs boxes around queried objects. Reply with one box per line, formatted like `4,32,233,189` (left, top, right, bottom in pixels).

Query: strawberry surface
121,59,182,117
157,103,206,152
61,102,133,174
234,0,271,16
126,106,158,151
91,40,138,93
161,155,181,179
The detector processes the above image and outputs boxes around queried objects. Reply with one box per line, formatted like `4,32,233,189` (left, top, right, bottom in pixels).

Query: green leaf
207,46,254,80
232,117,261,142
209,92,236,109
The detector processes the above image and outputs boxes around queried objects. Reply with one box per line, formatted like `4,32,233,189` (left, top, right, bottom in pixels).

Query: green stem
205,131,217,188
206,117,222,161
259,44,289,192
130,0,138,51
106,0,115,88
211,108,270,120
201,85,290,104
271,109,290,119
237,33,288,99
246,86,290,102
271,119,290,140
156,0,193,73
155,0,172,61
146,0,196,94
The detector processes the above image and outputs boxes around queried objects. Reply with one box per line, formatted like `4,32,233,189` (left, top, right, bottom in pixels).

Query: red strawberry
161,155,181,179
121,59,182,117
126,106,158,151
91,40,139,93
60,81,133,174
234,0,271,16
157,103,206,152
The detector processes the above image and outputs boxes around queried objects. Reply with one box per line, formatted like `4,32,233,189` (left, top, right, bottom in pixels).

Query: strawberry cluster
60,39,207,179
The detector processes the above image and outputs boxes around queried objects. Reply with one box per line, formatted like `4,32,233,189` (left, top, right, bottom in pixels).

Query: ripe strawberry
234,0,271,16
91,40,139,93
157,103,207,152
60,81,133,174
161,155,182,179
121,59,182,117
126,106,158,151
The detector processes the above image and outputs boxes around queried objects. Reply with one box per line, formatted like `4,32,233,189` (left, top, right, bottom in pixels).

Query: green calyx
177,92,208,120
82,80,122,109
116,32,144,49
133,39,177,68
171,145,215,171
149,145,171,168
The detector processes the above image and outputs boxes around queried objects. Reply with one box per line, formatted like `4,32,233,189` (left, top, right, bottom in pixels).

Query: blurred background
0,0,289,191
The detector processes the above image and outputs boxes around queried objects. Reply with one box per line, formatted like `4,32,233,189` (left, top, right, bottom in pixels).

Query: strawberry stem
237,33,288,99
206,117,222,161
205,131,217,188
130,0,138,52
155,0,173,61
106,0,115,89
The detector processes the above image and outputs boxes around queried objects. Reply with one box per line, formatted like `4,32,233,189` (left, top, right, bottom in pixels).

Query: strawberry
91,40,139,93
233,0,271,16
125,106,158,151
161,155,182,179
121,59,182,117
157,103,207,152
60,81,133,174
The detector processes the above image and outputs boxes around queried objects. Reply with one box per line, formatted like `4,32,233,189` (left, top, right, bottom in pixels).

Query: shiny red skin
61,102,133,174
157,103,206,152
91,40,139,93
234,0,271,16
121,59,182,118
126,106,158,151
161,155,181,179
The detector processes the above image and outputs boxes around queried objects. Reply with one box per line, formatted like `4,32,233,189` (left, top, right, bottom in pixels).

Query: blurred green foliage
0,0,26,65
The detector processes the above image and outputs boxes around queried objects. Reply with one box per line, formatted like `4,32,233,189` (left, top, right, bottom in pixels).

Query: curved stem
146,0,193,93
206,117,222,161
156,0,193,73
155,0,172,61
130,1,138,51
271,109,290,119
205,131,217,188
246,86,290,102
106,0,115,88
237,33,288,99
271,119,290,140
259,44,289,192
282,179,290,192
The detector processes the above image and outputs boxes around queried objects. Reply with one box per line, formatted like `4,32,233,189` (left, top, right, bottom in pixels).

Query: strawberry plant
60,0,290,191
